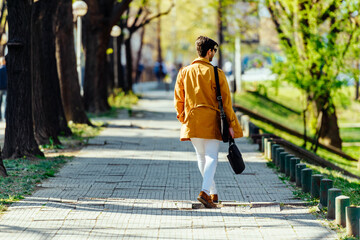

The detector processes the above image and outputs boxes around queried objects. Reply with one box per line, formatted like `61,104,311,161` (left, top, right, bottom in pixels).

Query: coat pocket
192,107,218,137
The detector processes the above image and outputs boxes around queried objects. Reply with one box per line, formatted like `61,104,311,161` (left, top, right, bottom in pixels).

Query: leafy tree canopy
266,0,360,108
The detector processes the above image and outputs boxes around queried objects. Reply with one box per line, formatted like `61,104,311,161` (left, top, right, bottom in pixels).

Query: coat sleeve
218,70,240,130
174,68,185,123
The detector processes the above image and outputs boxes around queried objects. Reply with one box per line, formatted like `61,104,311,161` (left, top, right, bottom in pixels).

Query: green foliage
255,83,268,97
159,0,217,61
40,137,65,150
108,88,139,109
243,81,304,112
341,128,360,142
68,122,103,140
304,163,360,206
236,84,360,160
0,156,69,213
253,118,360,175
266,152,359,240
292,189,319,206
220,1,259,55
235,91,307,134
267,0,360,97
266,0,360,145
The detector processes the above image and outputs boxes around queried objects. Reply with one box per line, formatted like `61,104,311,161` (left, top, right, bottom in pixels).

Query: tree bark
156,1,163,64
135,27,145,83
82,7,111,113
32,0,72,145
302,109,307,148
314,99,342,149
83,24,111,113
0,1,7,57
0,162,6,177
217,0,223,68
82,0,132,113
55,0,92,125
356,76,359,101
3,0,43,159
0,154,7,177
121,1,172,91
319,107,342,149
108,38,115,91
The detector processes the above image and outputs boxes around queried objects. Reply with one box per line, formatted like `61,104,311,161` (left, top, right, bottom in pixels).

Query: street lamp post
72,0,88,94
110,25,121,88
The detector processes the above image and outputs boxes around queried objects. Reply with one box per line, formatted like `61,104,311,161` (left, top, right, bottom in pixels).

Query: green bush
108,88,139,109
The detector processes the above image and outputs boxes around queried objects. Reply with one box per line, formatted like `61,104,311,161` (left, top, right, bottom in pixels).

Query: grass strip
86,89,139,119
0,156,70,213
1,121,105,213
267,159,359,240
235,89,360,160
252,119,360,177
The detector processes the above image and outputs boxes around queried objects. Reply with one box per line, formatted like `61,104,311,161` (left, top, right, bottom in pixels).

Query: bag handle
229,136,235,145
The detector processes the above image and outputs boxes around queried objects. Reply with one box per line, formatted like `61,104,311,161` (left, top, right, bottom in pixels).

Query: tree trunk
0,157,6,177
0,1,7,57
356,76,359,101
124,37,133,92
55,0,92,126
217,0,223,68
81,0,132,111
315,100,342,149
0,150,7,177
302,109,307,148
32,0,72,145
135,27,145,83
156,1,163,64
155,1,164,87
108,38,115,91
3,0,43,159
303,98,310,149
82,12,111,113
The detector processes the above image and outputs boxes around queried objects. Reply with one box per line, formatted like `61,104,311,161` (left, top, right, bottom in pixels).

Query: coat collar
191,57,213,66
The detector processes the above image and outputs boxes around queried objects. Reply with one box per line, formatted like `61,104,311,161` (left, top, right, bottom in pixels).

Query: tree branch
267,3,292,48
110,0,133,27
131,1,174,33
278,1,293,26
130,7,144,28
318,0,337,24
333,22,358,78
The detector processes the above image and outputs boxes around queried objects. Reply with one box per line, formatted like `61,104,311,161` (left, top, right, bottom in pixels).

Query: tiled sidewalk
0,91,338,239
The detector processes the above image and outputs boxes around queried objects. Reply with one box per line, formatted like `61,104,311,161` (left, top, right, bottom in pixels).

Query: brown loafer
197,191,217,208
211,194,218,203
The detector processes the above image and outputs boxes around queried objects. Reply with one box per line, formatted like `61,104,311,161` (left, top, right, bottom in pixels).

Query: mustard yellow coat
174,57,243,141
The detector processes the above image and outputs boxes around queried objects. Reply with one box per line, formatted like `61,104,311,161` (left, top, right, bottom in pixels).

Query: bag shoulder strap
214,66,234,145
214,66,221,99
214,66,225,113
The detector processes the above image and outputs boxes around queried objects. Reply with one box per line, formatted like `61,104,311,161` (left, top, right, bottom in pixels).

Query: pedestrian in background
174,36,243,208
153,61,167,87
0,56,7,121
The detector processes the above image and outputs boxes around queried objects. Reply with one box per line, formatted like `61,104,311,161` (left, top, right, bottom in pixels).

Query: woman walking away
174,36,243,208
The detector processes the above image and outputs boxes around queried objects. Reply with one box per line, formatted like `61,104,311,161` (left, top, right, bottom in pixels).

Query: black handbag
214,66,229,143
227,137,246,174
213,66,245,174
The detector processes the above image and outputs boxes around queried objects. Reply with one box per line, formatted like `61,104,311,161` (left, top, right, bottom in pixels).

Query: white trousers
191,138,220,195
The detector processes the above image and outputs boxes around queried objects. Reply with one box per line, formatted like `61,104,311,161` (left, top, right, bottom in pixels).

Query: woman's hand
229,127,235,138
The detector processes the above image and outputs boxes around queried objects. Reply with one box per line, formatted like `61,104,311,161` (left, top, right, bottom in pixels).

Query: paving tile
0,90,339,240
